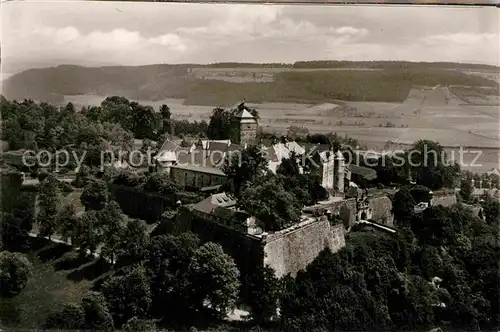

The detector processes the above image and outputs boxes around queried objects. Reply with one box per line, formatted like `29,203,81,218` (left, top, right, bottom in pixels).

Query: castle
153,104,400,278
155,104,348,195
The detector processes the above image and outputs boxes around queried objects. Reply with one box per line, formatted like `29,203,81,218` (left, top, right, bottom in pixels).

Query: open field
64,85,500,148
5,61,498,172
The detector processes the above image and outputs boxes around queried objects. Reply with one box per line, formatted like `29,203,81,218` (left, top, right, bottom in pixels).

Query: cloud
2,2,498,72
33,26,187,52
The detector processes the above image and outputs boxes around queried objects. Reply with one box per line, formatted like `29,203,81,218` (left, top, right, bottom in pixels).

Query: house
345,164,377,187
190,192,264,235
170,163,226,190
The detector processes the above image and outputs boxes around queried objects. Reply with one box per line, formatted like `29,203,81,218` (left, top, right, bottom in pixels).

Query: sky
1,1,499,74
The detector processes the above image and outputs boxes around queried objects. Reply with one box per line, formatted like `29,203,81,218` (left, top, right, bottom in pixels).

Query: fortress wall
431,191,457,207
369,195,394,227
305,198,357,228
263,220,346,278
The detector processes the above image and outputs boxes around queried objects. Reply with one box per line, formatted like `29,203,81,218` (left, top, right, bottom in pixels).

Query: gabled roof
265,143,291,163
285,141,306,155
158,139,179,152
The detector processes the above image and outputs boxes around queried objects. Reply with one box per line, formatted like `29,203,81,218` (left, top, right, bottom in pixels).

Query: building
308,148,346,193
231,107,258,146
154,104,346,193
179,192,346,279
170,163,226,190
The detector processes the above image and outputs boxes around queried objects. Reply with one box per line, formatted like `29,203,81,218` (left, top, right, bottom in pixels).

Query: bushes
0,251,33,297
45,303,85,330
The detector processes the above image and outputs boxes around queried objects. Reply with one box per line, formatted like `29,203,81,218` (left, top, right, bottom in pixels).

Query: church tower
231,107,258,146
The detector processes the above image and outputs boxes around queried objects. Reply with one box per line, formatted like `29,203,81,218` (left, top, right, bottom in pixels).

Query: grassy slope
0,250,92,329
3,61,498,106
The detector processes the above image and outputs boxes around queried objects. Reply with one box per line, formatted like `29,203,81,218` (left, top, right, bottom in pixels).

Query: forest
4,61,497,105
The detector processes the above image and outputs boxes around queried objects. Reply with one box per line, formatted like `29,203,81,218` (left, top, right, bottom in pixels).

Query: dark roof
207,141,230,152
170,163,225,176
347,164,377,181
192,198,218,214
226,144,244,153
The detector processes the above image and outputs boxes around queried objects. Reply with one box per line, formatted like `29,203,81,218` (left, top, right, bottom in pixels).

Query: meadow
0,240,95,330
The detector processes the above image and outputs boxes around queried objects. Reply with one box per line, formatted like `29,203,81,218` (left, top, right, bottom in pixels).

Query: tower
334,150,345,193
231,108,258,146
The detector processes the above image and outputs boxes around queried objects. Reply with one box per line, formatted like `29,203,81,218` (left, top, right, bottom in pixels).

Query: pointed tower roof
233,109,256,119
232,109,257,124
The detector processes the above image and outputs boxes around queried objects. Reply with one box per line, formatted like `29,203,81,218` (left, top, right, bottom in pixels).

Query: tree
460,178,473,202
142,172,182,197
0,251,33,297
122,316,156,332
146,233,200,318
73,211,102,256
57,202,78,244
81,179,111,211
238,175,302,231
101,266,152,327
45,303,85,330
222,145,268,196
37,175,62,239
160,104,174,135
207,107,233,140
97,201,125,263
392,187,416,224
407,140,460,190
481,194,499,225
187,242,240,319
276,152,301,178
247,265,280,323
115,219,149,267
132,102,157,139
101,96,134,131
81,291,114,331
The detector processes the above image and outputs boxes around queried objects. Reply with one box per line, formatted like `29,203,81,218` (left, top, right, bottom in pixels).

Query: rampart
176,206,346,279
368,195,394,227
431,189,457,207
263,220,346,278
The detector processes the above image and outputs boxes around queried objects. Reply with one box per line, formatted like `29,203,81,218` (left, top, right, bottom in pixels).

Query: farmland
4,61,499,171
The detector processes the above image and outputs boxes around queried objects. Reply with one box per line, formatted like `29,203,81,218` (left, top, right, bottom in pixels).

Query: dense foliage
280,201,500,332
0,251,33,297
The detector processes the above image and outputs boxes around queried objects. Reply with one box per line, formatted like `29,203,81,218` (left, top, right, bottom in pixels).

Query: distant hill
3,61,498,106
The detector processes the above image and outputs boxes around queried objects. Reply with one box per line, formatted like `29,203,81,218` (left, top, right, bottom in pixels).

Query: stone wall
179,206,346,279
431,190,457,207
263,220,346,278
369,195,394,227
108,184,200,222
